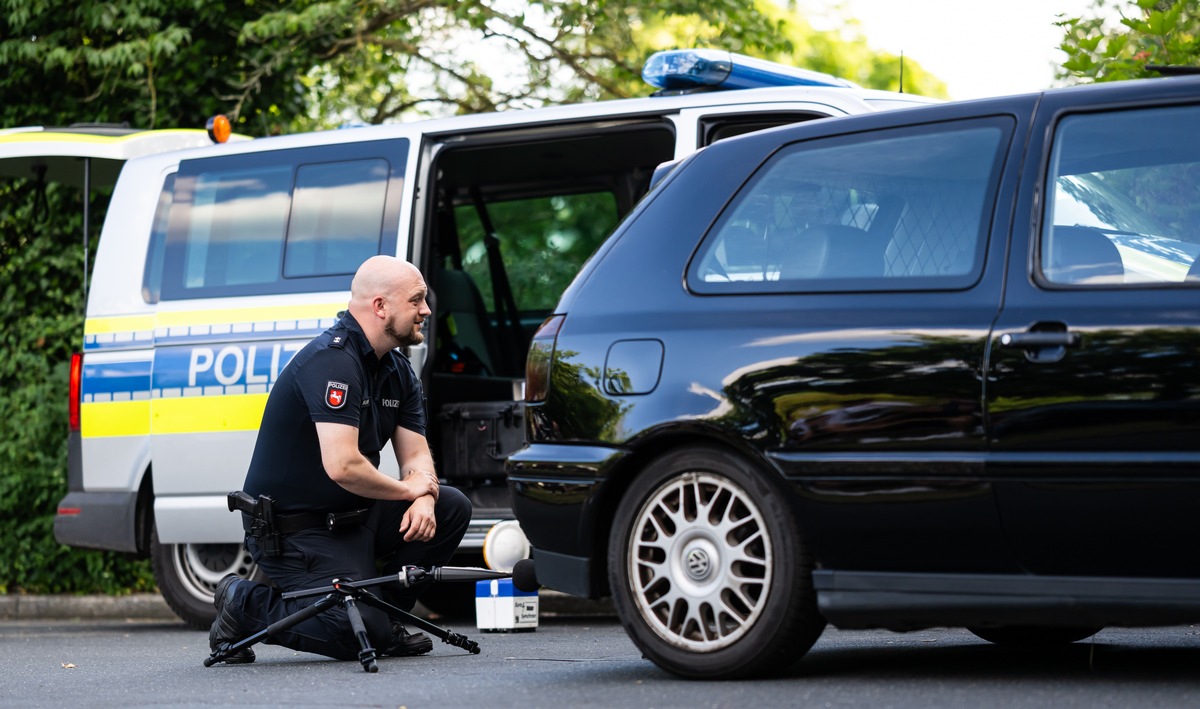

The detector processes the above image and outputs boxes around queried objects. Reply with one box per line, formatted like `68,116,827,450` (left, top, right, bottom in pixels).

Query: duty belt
243,508,370,534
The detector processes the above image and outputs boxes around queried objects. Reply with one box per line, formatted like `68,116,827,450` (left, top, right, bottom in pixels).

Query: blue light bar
643,49,856,91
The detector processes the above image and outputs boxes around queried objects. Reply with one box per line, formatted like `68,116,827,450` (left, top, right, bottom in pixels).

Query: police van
52,50,939,628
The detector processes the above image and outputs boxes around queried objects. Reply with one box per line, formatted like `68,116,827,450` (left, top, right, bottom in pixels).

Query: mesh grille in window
886,180,985,277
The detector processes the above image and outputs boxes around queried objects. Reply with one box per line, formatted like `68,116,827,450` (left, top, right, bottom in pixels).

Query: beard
385,312,424,348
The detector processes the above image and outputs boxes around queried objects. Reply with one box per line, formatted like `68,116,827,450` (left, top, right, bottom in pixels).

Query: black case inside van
437,402,525,479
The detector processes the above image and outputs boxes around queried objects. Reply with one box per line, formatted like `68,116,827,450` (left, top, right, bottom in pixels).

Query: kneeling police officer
210,256,471,663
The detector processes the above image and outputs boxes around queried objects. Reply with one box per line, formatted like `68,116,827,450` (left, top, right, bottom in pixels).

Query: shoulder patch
325,381,349,409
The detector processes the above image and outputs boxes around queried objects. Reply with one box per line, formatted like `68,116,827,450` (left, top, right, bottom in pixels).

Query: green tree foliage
1058,0,1200,83
0,181,156,594
0,0,308,134
3,0,945,132
263,0,801,127
239,0,948,129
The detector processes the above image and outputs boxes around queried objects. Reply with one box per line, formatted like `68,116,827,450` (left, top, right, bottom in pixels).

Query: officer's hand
400,496,437,542
404,469,439,501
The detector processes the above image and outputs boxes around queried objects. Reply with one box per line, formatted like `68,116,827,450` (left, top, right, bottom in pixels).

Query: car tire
608,446,826,679
151,524,263,630
968,625,1102,647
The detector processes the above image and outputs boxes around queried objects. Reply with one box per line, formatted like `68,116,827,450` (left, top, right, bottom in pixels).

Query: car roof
695,75,1200,157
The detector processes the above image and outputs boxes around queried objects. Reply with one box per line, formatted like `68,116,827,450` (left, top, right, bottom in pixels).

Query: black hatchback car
506,75,1200,679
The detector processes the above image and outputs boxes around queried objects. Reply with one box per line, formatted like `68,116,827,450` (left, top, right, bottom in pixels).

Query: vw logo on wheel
685,548,711,580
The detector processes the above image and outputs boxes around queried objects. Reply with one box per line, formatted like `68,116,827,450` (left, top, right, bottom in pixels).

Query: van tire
151,524,262,630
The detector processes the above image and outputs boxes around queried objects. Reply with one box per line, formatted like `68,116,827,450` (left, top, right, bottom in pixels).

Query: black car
506,75,1200,679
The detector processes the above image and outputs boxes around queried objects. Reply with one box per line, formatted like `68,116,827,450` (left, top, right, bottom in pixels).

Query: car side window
161,140,406,300
1041,104,1200,287
688,117,1013,294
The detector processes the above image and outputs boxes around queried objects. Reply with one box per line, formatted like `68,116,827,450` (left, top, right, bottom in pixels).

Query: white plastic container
475,578,538,632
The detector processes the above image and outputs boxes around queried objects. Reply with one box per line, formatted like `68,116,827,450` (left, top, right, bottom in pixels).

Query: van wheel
608,446,826,679
968,625,1102,647
151,525,261,630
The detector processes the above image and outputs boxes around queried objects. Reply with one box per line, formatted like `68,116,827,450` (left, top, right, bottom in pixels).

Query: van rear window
160,140,406,300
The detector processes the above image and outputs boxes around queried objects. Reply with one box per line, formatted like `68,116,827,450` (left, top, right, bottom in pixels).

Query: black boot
208,574,256,664
381,620,433,656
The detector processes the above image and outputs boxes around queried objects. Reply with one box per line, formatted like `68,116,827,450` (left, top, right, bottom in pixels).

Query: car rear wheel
608,446,825,679
151,524,261,630
968,625,1102,647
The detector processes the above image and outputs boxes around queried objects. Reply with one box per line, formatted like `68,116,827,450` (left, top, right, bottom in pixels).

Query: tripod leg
205,593,341,667
343,597,378,673
355,590,481,655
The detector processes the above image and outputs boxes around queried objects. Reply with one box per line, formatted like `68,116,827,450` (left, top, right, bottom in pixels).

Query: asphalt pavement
0,589,612,621
5,616,1200,708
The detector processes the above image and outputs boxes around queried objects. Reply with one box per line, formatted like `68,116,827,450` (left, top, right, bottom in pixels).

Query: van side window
699,111,827,146
1041,105,1200,287
688,117,1013,294
142,173,175,304
161,140,406,300
285,159,390,278
182,164,292,290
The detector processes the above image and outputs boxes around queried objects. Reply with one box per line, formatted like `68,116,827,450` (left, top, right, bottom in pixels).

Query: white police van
52,50,939,628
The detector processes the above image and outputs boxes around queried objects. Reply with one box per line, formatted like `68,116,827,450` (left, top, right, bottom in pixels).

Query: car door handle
998,331,1082,348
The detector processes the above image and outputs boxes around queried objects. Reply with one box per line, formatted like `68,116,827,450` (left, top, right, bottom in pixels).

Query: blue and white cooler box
476,578,538,631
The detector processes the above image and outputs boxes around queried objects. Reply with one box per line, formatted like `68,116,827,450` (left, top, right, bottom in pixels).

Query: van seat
434,269,500,375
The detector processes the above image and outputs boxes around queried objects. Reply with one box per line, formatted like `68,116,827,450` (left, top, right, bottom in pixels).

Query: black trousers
228,486,471,660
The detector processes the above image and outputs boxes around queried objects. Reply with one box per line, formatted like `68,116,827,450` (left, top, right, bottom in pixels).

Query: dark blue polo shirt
244,312,426,514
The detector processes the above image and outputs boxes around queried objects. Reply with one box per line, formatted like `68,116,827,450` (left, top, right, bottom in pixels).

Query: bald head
350,256,421,304
348,256,431,356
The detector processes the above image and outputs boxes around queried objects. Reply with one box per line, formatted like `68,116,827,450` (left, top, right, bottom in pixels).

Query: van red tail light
69,352,83,432
525,315,564,403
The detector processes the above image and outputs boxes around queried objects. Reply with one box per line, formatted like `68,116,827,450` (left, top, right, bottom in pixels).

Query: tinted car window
1041,104,1200,286
688,117,1012,294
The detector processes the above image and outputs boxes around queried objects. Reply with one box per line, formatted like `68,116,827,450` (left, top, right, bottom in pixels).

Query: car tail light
69,352,83,432
525,315,564,403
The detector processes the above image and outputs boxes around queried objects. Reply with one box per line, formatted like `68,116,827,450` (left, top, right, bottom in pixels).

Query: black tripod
204,566,510,673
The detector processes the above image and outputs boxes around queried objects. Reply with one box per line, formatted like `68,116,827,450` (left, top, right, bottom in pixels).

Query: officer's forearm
397,440,438,499
317,421,428,501
327,452,429,501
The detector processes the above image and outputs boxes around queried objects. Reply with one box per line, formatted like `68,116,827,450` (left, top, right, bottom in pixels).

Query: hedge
0,180,154,594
